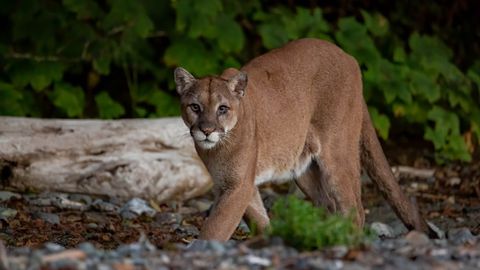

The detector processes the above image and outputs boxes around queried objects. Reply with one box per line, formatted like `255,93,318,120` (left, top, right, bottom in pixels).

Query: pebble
68,194,93,206
4,234,480,270
370,222,395,238
0,191,21,201
427,221,445,239
0,207,17,220
92,199,119,212
404,231,431,247
33,212,60,224
44,242,65,253
119,198,156,219
53,195,88,211
243,254,271,266
447,227,475,245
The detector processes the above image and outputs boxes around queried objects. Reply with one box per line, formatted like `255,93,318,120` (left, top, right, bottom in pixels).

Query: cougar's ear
174,67,196,95
227,71,248,97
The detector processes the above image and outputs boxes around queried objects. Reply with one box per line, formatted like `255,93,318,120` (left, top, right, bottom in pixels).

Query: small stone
27,197,53,206
175,224,199,237
92,199,119,212
68,194,93,206
87,223,98,229
78,242,97,256
447,177,461,186
33,212,60,224
429,248,450,259
370,222,395,238
187,199,212,213
119,198,156,219
53,194,88,211
243,254,271,267
44,242,65,253
187,240,226,253
447,227,475,245
427,221,445,239
0,191,21,201
404,231,430,246
0,207,17,220
41,249,87,263
328,246,349,259
237,219,250,234
155,212,182,225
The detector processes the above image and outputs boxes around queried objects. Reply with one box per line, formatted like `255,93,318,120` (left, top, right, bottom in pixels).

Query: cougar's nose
200,126,215,136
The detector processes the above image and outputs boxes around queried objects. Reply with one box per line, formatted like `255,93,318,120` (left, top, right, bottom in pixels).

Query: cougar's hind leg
320,149,365,228
295,160,337,213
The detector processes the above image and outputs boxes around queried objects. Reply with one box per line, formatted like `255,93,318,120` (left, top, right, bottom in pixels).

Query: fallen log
0,117,212,203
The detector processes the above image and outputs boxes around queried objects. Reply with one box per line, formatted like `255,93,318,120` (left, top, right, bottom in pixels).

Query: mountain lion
174,38,434,241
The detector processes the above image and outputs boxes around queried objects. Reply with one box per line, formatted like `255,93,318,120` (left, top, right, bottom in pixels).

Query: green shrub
268,196,367,250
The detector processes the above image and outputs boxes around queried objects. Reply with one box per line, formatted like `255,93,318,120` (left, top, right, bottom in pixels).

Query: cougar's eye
217,105,229,115
189,104,201,113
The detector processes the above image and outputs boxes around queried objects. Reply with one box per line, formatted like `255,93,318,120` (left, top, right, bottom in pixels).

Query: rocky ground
0,155,479,269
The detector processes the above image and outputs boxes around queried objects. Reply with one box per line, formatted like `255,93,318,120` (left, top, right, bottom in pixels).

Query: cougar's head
174,67,248,150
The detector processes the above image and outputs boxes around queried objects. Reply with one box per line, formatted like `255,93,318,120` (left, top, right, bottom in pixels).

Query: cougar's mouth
191,130,221,149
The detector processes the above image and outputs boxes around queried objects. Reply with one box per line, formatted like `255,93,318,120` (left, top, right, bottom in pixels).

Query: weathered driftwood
0,117,212,202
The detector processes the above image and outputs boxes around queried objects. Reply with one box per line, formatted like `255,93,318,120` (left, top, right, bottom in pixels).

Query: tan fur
175,38,434,241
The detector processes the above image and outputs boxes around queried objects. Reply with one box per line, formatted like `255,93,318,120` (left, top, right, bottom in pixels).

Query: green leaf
8,61,65,91
164,38,218,76
62,0,102,19
335,17,381,65
132,12,154,38
93,57,111,75
409,70,440,102
393,46,406,63
50,83,85,117
133,83,180,117
216,15,245,53
361,10,389,37
0,82,25,116
368,107,390,139
424,107,471,162
95,91,125,119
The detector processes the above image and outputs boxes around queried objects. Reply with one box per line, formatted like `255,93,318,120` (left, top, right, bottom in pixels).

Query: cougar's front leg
199,179,256,241
244,187,270,233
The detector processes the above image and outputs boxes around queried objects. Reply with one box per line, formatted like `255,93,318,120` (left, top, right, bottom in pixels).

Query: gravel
3,230,480,270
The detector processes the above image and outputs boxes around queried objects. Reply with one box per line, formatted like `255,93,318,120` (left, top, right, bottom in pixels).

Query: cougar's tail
360,101,436,237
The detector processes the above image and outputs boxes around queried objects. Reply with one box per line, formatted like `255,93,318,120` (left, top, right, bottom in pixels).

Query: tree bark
0,117,212,202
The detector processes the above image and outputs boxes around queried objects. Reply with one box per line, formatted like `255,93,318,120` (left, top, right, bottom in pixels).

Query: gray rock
44,242,65,253
447,227,475,245
155,212,182,225
119,198,156,219
404,231,431,247
68,194,93,206
187,240,226,253
187,199,212,212
91,199,119,212
87,223,98,229
427,221,445,239
174,224,200,237
78,242,97,256
0,191,21,201
370,222,395,238
237,219,250,234
33,212,60,224
242,254,271,267
0,207,17,220
27,197,53,206
53,194,88,211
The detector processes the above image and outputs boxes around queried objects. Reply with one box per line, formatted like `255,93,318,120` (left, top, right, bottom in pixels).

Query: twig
391,166,435,179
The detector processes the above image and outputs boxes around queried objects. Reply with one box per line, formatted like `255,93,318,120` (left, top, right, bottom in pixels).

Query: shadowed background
0,0,479,163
